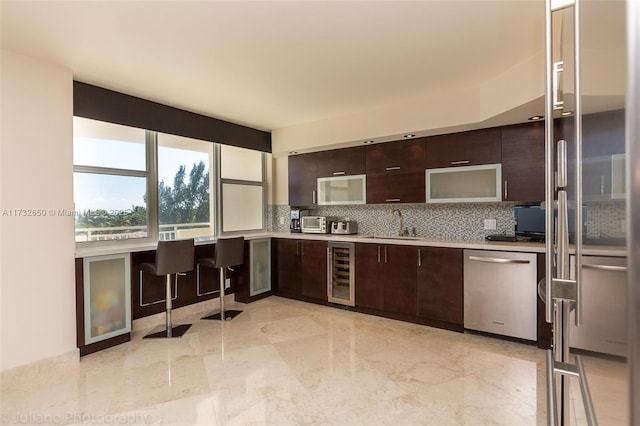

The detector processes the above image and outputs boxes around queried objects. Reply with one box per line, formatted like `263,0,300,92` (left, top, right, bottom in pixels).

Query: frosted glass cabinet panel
426,164,502,203
317,174,366,205
83,254,131,345
250,238,271,296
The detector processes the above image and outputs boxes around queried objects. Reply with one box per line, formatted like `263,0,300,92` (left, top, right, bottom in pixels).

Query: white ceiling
2,1,548,132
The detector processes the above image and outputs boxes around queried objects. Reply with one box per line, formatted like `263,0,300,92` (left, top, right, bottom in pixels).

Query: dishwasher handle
468,255,531,265
582,263,627,272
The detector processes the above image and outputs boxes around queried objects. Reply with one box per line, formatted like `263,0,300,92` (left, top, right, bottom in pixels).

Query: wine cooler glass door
328,242,355,306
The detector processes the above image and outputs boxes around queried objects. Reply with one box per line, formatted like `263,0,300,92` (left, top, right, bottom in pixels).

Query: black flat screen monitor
514,205,546,240
514,205,587,242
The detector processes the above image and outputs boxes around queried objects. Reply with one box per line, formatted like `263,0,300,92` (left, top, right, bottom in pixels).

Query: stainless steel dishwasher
463,249,537,340
569,255,628,356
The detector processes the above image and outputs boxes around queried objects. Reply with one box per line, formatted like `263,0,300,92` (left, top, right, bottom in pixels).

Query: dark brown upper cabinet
288,153,317,207
365,138,426,173
425,127,501,169
365,138,426,204
501,121,545,202
316,146,366,177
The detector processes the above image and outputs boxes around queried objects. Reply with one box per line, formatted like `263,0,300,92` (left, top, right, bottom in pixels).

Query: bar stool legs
144,273,192,338
140,238,195,339
202,266,242,321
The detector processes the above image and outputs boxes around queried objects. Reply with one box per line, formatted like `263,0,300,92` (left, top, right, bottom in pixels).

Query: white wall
0,49,76,371
270,51,547,158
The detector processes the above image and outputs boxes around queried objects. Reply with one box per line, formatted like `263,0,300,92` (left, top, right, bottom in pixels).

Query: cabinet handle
451,160,470,166
384,246,388,263
312,190,316,204
504,180,508,199
600,176,605,196
385,198,401,203
468,255,530,264
333,171,346,176
385,166,401,171
377,246,381,263
582,263,627,272
296,241,300,255
418,248,422,267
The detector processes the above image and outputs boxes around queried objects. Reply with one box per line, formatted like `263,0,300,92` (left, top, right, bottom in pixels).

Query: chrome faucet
390,209,403,236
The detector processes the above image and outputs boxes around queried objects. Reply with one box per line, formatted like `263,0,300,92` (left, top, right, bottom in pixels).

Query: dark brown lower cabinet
355,242,464,332
273,238,328,303
417,247,463,329
382,245,418,316
273,238,302,297
355,243,417,316
300,240,328,300
355,243,384,310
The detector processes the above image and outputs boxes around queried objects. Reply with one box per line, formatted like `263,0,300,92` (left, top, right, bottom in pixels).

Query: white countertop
75,231,627,258
74,232,272,258
269,232,627,257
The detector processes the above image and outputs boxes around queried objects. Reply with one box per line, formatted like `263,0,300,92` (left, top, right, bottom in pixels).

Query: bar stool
197,236,244,321
139,238,194,338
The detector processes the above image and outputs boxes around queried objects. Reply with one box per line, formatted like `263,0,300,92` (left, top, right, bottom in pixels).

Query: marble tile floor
1,296,628,425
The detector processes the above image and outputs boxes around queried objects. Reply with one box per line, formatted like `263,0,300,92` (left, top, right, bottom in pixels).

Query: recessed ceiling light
289,151,298,155
561,111,574,116
363,140,375,144
404,134,416,138
528,115,544,121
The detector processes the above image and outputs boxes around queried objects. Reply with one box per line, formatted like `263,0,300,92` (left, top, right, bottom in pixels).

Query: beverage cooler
327,242,355,307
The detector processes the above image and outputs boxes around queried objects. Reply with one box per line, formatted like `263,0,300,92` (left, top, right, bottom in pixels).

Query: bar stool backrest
214,237,245,268
155,238,195,276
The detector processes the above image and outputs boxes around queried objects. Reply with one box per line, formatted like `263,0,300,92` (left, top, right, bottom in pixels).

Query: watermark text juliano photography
1,411,152,425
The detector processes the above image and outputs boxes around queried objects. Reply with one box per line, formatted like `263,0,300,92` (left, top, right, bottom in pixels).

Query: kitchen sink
347,235,424,241
374,235,423,240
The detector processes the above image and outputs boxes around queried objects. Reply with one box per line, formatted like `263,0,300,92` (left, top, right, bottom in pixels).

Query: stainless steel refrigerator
544,0,639,424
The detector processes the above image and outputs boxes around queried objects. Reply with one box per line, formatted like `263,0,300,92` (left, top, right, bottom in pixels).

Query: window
73,117,150,242
73,117,266,244
157,133,214,240
220,145,266,233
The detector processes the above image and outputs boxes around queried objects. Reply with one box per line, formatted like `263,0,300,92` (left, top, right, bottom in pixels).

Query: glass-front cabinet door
250,238,271,296
328,242,355,307
83,253,131,345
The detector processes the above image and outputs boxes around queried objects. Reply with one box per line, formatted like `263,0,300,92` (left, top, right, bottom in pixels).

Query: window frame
73,117,266,247
73,124,156,246
156,131,215,240
216,144,268,236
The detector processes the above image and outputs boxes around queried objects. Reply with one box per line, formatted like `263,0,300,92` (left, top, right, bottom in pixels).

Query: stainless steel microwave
301,216,331,233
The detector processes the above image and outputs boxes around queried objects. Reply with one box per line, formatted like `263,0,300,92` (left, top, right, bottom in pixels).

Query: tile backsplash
268,200,626,242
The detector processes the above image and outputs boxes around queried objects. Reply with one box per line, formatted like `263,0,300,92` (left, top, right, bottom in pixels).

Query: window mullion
213,143,222,237
73,165,149,178
147,131,159,241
